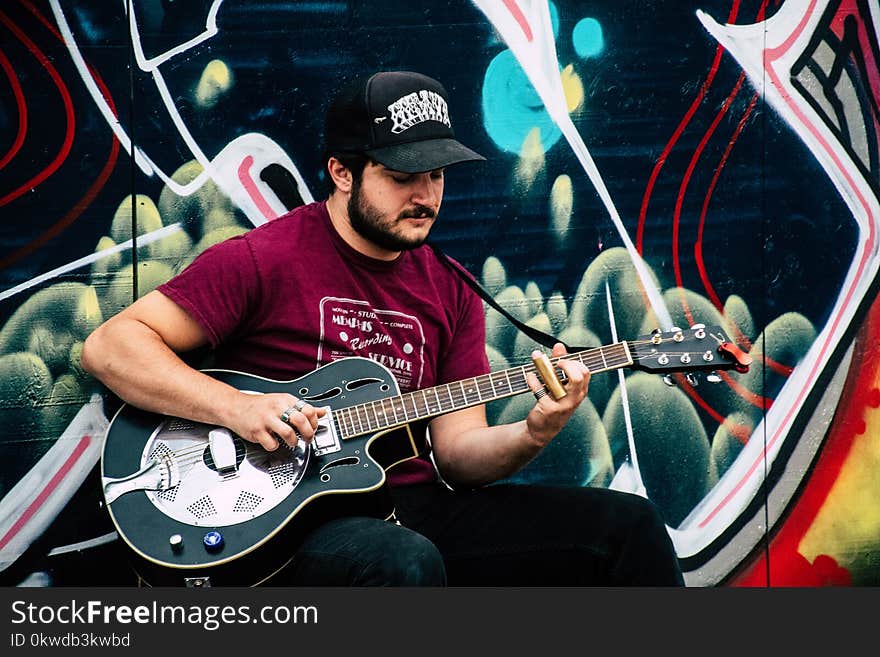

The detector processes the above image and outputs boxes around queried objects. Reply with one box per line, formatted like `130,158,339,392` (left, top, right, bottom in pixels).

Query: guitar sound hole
346,378,383,391
320,456,360,472
305,387,342,401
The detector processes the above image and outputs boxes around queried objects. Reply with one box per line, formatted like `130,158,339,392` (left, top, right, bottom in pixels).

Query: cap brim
366,138,485,173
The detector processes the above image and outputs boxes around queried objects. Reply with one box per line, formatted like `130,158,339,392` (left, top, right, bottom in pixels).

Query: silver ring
293,399,307,412
280,407,296,425
533,388,548,401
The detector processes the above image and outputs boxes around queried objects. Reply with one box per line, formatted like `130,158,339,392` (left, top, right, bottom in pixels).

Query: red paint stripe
0,3,120,269
0,83,119,270
769,0,818,55
0,46,27,170
0,434,92,551
676,376,726,423
719,368,771,410
636,1,744,253
672,74,747,292
237,154,278,220
695,90,758,309
636,59,720,253
644,2,774,429
0,9,75,208
22,1,118,120
502,0,533,42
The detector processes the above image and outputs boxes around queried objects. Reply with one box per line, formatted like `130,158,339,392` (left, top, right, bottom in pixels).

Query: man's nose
411,174,440,207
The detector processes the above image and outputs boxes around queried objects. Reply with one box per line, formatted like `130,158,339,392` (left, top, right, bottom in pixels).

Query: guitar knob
706,372,722,384
169,534,183,553
685,373,698,387
662,374,676,387
203,531,224,553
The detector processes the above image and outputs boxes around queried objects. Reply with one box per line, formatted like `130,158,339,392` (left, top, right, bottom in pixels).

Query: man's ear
327,157,353,194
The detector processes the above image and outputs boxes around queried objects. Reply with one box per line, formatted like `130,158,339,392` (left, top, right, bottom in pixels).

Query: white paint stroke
471,0,672,330
0,224,182,301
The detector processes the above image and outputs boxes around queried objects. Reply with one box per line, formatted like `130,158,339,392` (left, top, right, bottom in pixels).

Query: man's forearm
81,318,241,427
434,420,545,489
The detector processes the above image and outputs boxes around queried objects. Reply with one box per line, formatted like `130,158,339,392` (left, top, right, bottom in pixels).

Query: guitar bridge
312,407,341,456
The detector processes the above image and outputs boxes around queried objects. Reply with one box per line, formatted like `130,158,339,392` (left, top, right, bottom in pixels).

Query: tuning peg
685,373,699,387
706,372,722,383
663,374,676,386
650,328,662,345
690,323,706,339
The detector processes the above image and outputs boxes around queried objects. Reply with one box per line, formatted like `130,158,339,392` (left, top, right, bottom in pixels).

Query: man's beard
347,177,435,253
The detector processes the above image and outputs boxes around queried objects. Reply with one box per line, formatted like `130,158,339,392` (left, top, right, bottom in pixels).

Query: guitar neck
333,341,633,439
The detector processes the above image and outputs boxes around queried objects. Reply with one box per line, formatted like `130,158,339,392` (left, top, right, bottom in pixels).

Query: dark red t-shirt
158,201,489,485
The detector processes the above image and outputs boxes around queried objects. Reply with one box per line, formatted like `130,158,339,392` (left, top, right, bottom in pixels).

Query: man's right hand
81,290,327,453
228,392,327,451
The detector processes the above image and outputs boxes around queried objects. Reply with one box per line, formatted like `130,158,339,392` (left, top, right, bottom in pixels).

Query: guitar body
101,358,427,587
99,326,748,586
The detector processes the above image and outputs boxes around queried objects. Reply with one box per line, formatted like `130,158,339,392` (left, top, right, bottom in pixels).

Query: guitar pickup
312,407,340,456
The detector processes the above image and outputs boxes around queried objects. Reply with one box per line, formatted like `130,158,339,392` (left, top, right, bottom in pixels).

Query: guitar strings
147,336,718,467
143,433,299,472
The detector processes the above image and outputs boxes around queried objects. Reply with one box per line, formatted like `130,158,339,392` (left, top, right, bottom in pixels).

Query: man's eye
392,175,413,184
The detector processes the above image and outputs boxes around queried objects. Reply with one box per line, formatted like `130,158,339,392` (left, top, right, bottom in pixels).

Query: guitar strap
429,243,582,352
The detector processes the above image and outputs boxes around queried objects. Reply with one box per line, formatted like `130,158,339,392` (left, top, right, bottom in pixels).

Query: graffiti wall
0,0,878,587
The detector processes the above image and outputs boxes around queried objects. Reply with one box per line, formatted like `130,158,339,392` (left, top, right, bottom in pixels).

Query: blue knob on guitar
203,531,224,552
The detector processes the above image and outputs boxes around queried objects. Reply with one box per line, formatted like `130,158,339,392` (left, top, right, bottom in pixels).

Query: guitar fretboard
333,342,632,439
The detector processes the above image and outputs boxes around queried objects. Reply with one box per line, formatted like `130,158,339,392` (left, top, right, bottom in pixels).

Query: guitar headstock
629,324,752,377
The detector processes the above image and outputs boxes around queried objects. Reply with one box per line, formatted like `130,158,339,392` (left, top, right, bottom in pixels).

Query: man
82,71,684,586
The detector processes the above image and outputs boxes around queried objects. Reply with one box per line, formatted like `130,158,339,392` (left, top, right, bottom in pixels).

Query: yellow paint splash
196,59,234,108
514,128,545,191
561,64,584,113
550,174,573,240
80,285,103,326
799,375,880,576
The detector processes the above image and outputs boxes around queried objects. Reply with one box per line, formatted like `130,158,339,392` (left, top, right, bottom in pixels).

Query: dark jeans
282,483,685,586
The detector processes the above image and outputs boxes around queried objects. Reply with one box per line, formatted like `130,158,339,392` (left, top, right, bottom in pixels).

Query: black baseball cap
324,71,486,173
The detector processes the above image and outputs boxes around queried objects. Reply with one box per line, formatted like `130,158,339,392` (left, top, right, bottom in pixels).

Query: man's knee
613,492,684,585
628,493,670,532
291,517,446,586
363,529,446,586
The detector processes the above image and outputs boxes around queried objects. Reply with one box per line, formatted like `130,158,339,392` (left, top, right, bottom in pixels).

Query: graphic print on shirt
318,297,426,391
